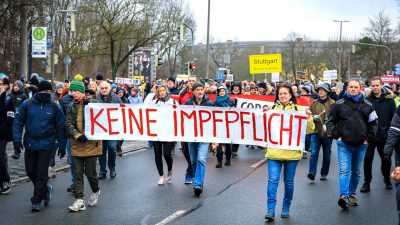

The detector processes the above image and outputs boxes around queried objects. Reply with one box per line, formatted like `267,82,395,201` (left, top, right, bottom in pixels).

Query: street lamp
352,42,393,72
333,20,350,81
205,0,211,79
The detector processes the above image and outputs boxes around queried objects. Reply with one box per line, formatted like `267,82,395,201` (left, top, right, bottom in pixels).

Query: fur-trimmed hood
365,87,394,100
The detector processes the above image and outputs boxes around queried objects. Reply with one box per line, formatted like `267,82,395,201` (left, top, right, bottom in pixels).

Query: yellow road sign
249,54,282,74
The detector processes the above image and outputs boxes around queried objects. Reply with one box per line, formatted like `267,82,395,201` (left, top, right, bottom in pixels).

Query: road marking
123,148,148,156
251,158,267,168
140,214,152,225
155,210,187,225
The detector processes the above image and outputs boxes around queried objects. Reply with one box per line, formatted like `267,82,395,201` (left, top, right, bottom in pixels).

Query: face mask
37,93,51,102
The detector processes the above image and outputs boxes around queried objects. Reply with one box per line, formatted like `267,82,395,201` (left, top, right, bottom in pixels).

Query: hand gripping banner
85,103,309,150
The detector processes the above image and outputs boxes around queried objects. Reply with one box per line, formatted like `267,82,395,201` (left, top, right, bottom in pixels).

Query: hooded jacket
12,93,66,151
326,94,378,146
7,81,28,110
0,91,15,142
365,87,396,142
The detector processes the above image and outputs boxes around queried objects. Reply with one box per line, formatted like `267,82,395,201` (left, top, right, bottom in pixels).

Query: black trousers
25,149,52,204
364,142,392,183
216,144,232,162
153,141,174,176
0,140,10,182
181,142,193,177
232,144,239,153
72,156,99,199
117,140,124,152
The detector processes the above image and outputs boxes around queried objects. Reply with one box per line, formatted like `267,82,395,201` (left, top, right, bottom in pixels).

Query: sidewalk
6,141,148,184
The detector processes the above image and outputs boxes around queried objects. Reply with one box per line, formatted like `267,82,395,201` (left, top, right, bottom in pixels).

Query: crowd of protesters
1,72,400,224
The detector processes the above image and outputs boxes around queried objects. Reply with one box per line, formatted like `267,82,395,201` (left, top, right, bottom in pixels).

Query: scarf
318,96,329,104
157,93,171,103
232,90,241,95
36,93,51,102
345,91,363,103
215,94,230,107
130,93,137,98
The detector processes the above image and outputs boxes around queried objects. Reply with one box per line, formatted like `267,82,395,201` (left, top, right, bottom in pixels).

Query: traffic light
66,14,76,32
158,56,164,66
184,63,189,74
66,15,71,31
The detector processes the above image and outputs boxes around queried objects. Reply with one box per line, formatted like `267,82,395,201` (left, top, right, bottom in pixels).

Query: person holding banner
326,79,378,209
185,82,213,197
151,85,179,185
263,83,313,222
128,88,143,104
307,83,335,181
213,85,235,168
66,79,102,212
96,81,122,180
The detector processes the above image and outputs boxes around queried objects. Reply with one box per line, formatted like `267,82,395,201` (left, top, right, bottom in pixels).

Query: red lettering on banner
128,108,143,135
121,108,127,134
90,108,107,135
263,113,268,142
145,108,157,137
173,109,178,137
252,113,263,142
212,110,223,137
225,111,239,138
294,115,308,146
181,110,198,137
107,108,119,135
280,114,293,146
240,111,251,139
198,110,212,137
268,113,280,145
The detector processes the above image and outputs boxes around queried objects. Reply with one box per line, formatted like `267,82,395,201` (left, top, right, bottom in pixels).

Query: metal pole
353,42,393,72
19,5,28,80
51,13,55,84
66,63,68,80
205,0,211,79
338,22,342,82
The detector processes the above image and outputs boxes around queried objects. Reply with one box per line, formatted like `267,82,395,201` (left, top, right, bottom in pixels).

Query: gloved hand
77,135,88,143
58,147,66,159
14,141,24,152
312,115,320,122
384,153,392,161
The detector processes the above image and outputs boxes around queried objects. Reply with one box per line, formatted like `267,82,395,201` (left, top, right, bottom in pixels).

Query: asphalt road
0,142,397,225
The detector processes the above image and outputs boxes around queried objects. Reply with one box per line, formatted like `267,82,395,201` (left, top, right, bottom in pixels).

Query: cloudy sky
189,0,399,43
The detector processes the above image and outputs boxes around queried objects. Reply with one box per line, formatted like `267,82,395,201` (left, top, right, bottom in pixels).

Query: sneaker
48,167,56,178
0,181,11,194
184,174,193,184
88,190,100,207
307,173,315,181
98,173,106,180
320,175,327,181
194,186,203,197
360,182,370,193
44,185,53,206
385,179,393,189
11,153,20,160
158,176,166,186
250,146,255,149
69,199,86,212
31,202,42,212
302,152,308,159
281,207,290,218
67,185,75,193
338,196,350,209
110,170,116,179
216,161,222,168
166,171,173,183
349,195,358,206
117,150,123,157
264,209,275,222
232,152,238,158
224,159,231,166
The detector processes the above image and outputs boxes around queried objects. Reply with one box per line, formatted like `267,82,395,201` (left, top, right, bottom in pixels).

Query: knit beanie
74,74,83,81
14,80,24,90
37,81,53,92
96,73,104,81
69,79,85,93
191,82,204,91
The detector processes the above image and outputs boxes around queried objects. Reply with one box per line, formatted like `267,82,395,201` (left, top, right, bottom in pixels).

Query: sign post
249,54,282,74
63,54,71,79
32,27,47,58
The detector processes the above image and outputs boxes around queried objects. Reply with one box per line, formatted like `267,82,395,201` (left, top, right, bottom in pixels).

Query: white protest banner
84,103,309,150
115,77,124,84
271,72,280,83
236,98,274,109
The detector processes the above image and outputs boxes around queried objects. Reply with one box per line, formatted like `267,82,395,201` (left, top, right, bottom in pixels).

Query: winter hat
14,80,24,90
257,82,267,89
84,76,90,83
37,80,53,92
96,73,104,81
316,83,331,93
39,77,45,82
56,82,64,89
2,77,10,86
301,85,311,94
157,84,170,94
111,83,117,89
116,87,125,94
74,74,83,81
191,82,204,91
29,75,39,86
69,79,85,93
0,73,5,78
167,77,176,83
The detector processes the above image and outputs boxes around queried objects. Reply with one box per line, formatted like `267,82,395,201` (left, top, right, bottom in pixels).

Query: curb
11,145,148,186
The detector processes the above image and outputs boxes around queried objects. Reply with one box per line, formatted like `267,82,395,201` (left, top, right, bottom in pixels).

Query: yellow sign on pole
249,54,282,74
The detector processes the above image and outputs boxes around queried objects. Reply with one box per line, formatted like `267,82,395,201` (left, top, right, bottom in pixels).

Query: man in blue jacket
13,81,66,212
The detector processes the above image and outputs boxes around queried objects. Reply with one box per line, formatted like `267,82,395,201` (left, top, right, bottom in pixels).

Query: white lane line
251,158,267,168
154,210,187,225
123,148,148,156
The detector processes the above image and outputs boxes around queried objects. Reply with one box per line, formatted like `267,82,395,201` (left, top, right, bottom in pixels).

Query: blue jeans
337,140,367,197
66,139,74,187
309,134,333,176
305,134,311,151
99,140,117,174
188,142,209,188
267,159,299,211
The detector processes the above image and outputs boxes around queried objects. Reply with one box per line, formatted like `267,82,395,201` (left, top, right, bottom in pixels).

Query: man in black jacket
326,79,378,209
361,77,396,193
0,78,15,194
